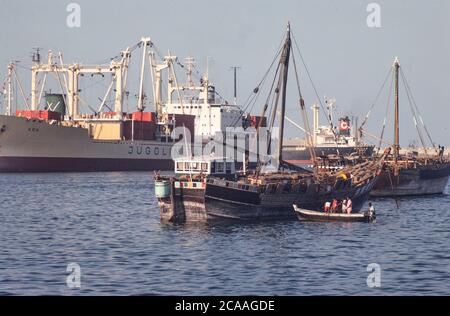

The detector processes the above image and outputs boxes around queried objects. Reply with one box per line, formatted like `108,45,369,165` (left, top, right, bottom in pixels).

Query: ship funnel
44,93,66,116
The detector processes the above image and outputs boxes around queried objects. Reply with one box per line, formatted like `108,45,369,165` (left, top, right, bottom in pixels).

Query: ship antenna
31,47,42,64
230,66,241,105
186,56,195,88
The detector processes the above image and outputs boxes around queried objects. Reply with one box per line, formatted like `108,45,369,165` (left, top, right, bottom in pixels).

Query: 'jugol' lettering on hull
128,145,168,156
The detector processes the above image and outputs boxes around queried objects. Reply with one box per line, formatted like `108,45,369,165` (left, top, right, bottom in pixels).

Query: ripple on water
0,173,449,295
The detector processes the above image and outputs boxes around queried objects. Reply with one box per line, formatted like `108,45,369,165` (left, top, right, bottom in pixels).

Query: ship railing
207,178,259,193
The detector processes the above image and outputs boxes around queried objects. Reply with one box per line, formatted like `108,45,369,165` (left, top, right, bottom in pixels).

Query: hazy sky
1,0,449,146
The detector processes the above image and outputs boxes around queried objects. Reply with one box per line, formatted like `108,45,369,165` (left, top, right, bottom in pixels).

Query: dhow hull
159,176,378,223
371,164,450,197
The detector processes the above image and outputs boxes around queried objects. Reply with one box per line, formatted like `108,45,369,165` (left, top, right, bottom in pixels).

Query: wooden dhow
362,58,450,197
155,24,388,223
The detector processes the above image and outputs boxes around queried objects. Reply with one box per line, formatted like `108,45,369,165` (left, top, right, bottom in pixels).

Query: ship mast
137,37,151,112
6,62,13,115
277,23,291,167
393,57,400,161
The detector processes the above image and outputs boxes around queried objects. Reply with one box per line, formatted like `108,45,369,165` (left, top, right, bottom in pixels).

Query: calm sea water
0,172,449,295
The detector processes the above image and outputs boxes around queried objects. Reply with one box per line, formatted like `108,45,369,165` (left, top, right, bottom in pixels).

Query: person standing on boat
439,145,445,160
324,201,331,212
368,202,375,217
331,199,338,213
341,198,347,214
346,197,353,214
368,202,377,220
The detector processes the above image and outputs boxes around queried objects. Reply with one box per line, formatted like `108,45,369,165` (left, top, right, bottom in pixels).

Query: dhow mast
393,57,400,161
277,22,291,168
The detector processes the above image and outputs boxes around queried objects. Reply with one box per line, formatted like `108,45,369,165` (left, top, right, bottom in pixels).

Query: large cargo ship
0,38,245,172
283,101,374,164
0,113,175,172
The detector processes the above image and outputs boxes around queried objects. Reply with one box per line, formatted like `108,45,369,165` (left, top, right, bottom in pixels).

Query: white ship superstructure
283,99,374,163
310,101,358,147
163,57,243,141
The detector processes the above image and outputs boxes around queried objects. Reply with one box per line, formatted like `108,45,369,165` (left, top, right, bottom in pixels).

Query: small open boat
293,205,375,222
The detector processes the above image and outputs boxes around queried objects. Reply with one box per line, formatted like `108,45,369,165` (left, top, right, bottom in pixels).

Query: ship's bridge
174,155,236,176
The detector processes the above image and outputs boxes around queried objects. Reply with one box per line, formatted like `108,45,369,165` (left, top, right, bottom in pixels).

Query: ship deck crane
30,50,130,120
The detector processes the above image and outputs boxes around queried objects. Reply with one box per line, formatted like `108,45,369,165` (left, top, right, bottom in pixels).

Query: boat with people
293,205,376,222
154,23,389,224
